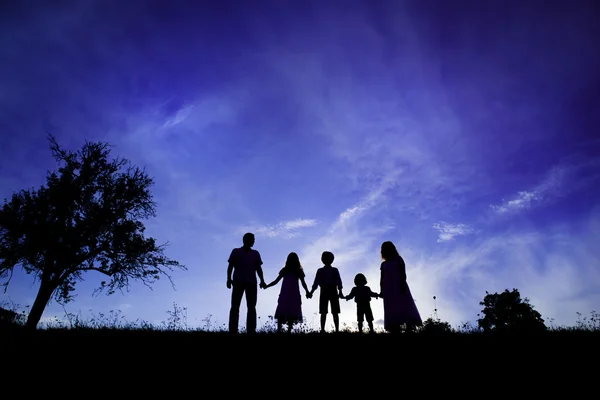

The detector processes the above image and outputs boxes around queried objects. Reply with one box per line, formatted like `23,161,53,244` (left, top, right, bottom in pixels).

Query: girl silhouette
265,252,310,333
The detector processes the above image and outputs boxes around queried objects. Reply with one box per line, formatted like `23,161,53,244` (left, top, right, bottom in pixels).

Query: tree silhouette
0,135,186,329
477,288,546,333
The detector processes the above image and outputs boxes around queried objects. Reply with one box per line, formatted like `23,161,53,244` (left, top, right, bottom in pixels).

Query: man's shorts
319,288,340,314
357,303,374,322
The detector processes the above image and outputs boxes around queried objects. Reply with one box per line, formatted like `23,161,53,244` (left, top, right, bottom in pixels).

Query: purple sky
1,0,599,331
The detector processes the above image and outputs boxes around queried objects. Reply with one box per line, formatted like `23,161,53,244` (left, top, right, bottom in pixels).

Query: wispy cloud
337,183,395,226
241,218,318,239
490,160,600,214
490,191,536,214
432,222,475,242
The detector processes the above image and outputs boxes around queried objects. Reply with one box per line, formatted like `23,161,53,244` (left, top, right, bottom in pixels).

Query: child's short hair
354,273,367,286
321,251,334,265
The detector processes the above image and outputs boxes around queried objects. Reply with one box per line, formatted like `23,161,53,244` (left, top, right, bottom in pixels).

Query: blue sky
1,0,599,331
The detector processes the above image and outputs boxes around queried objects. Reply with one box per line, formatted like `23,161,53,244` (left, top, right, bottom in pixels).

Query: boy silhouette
308,251,344,333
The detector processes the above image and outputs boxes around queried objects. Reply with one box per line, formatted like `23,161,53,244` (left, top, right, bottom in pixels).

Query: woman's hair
354,273,367,287
283,252,303,274
381,241,401,261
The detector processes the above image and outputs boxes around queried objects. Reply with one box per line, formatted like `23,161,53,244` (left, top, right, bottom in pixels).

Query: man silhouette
227,232,267,334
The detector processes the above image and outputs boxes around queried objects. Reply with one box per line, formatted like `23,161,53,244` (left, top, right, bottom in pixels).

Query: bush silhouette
477,288,546,333
421,317,453,335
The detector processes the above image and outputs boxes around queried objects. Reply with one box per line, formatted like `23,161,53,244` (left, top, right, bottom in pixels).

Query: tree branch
78,267,111,276
1,268,14,293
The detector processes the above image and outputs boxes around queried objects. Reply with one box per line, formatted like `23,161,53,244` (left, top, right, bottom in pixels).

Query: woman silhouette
379,241,422,333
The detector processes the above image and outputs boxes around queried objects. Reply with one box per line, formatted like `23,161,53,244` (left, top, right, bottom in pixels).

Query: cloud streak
241,218,318,239
490,159,600,215
432,222,475,242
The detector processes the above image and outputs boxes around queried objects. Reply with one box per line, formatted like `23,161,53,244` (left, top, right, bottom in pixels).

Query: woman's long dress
380,256,422,331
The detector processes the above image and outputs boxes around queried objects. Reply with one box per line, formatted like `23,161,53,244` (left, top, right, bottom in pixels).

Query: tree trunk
25,280,57,330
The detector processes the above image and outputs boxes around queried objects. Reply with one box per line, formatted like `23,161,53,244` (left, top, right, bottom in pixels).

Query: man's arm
256,252,266,288
256,264,266,287
227,249,235,288
227,263,234,288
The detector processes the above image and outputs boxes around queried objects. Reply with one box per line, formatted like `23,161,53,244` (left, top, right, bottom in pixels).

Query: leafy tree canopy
0,135,186,328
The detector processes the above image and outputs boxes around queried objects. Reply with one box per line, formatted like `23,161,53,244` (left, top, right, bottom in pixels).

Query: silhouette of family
227,232,423,334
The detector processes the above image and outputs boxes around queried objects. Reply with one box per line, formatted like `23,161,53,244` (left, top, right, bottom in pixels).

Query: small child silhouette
345,273,380,333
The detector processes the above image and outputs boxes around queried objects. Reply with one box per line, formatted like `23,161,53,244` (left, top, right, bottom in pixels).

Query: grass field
3,305,599,352
3,302,599,384
2,313,597,396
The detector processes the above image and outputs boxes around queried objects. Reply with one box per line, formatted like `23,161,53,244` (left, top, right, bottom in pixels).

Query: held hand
260,281,267,289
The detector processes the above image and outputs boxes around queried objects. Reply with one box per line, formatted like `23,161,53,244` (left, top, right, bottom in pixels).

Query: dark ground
2,327,596,395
